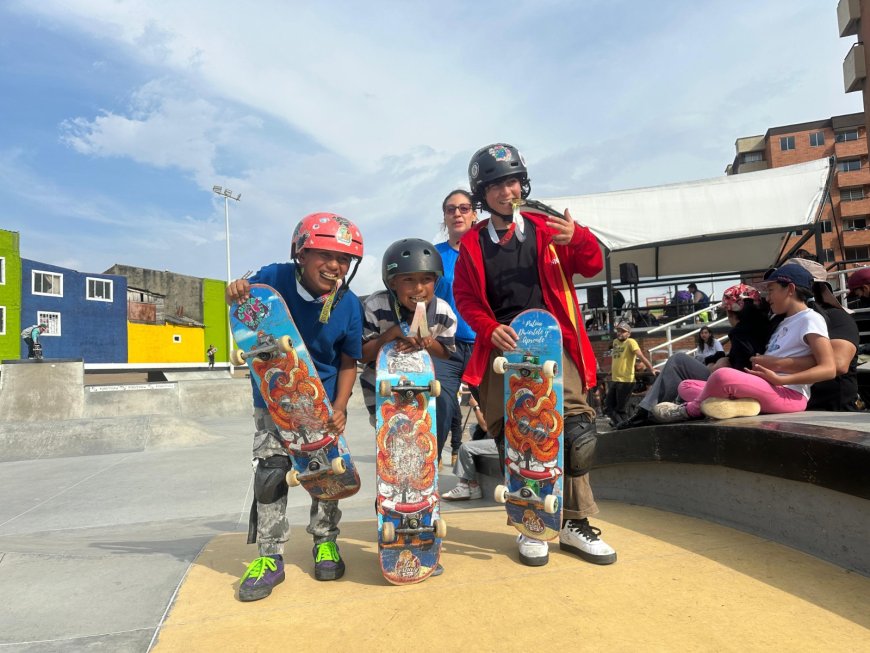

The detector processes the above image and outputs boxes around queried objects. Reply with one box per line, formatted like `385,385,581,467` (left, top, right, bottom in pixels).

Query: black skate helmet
468,143,531,211
381,238,444,288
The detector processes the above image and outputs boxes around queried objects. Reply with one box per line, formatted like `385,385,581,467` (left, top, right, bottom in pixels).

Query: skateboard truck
230,334,294,366
493,356,557,379
378,377,441,401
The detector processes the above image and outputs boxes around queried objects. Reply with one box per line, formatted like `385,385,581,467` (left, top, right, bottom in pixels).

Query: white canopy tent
542,157,833,286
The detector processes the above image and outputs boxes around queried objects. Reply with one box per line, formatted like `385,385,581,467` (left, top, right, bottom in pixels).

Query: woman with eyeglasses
433,189,479,471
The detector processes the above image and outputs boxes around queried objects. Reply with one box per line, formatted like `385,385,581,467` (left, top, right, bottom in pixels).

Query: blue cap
761,263,814,289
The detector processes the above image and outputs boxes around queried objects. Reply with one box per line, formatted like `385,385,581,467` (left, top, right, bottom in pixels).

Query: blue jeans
433,340,474,460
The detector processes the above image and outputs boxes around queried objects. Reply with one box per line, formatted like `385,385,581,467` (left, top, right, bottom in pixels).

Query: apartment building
726,112,870,266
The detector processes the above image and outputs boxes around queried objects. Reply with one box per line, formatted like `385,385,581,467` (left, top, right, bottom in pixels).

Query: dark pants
604,381,634,423
433,340,474,459
638,352,711,412
24,337,39,359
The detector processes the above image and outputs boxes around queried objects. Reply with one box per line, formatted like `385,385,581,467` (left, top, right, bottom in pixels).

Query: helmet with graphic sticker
468,143,531,208
291,213,364,259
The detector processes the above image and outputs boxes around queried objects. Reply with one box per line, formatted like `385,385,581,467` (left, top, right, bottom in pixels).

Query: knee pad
254,455,291,504
564,415,597,477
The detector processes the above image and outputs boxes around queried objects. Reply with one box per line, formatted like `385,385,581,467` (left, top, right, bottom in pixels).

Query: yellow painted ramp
153,503,870,652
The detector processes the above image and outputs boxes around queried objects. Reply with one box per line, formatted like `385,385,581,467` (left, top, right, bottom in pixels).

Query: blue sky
0,1,861,296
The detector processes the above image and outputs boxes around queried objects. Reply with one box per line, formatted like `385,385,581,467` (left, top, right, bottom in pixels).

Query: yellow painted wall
128,322,205,363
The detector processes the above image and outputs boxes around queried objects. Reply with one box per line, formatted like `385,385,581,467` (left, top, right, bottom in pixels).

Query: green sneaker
238,555,284,602
313,541,345,581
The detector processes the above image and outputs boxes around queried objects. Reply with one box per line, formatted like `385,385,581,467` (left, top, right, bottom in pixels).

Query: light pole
213,185,241,371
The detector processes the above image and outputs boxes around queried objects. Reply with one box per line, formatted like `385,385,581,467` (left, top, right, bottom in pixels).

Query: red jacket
453,211,602,389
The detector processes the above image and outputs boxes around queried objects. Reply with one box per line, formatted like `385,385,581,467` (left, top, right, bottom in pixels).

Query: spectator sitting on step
847,267,870,310
442,393,490,501
750,257,860,412
616,283,772,429
653,264,836,422
694,326,724,364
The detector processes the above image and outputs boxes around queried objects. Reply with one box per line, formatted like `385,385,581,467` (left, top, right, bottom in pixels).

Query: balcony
835,137,868,159
838,0,860,37
837,168,870,187
839,197,870,217
843,43,866,93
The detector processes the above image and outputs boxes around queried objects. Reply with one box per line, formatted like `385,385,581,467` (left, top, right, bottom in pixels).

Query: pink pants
677,368,807,418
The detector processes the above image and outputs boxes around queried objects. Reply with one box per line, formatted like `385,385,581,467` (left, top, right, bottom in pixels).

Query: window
836,129,860,142
86,277,113,302
822,248,836,263
838,159,862,172
37,312,61,336
0,257,5,285
741,151,763,163
820,220,833,233
780,136,795,151
32,270,63,297
845,217,868,230
0,306,5,335
845,245,870,261
173,335,182,343
841,187,865,201
809,132,825,147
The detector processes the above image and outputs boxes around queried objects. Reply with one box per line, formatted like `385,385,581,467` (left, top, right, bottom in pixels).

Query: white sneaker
651,402,689,423
442,482,482,501
559,519,617,565
700,397,761,420
517,534,549,566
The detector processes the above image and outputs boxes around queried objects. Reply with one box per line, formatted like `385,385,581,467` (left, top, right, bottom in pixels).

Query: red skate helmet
291,213,364,260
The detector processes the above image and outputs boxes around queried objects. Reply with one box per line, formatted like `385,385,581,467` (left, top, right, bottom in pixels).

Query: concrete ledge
0,415,220,462
472,414,870,574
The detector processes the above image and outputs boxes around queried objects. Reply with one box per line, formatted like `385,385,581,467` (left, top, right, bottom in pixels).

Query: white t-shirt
764,308,829,398
695,339,724,361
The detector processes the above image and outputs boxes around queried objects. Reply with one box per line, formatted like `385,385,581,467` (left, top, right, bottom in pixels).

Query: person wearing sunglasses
434,189,479,469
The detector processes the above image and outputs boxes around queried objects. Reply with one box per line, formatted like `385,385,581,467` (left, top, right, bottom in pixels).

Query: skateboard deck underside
375,342,442,584
230,284,360,501
501,309,564,541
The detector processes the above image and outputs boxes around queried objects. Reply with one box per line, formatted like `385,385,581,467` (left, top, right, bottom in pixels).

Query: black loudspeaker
619,262,639,285
587,286,604,308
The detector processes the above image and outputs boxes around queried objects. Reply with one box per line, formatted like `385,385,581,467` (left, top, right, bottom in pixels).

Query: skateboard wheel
543,494,559,514
286,469,301,487
434,518,447,538
277,334,293,353
493,356,508,374
381,521,396,544
331,457,347,475
378,380,392,397
230,349,246,366
542,360,557,378
429,379,441,397
494,484,508,504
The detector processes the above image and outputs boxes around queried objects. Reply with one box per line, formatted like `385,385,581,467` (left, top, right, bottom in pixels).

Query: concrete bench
472,412,870,574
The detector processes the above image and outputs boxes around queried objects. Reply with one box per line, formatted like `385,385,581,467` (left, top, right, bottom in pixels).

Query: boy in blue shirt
225,212,364,601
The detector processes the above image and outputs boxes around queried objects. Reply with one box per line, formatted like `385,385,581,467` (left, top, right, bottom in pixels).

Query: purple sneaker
238,555,284,602
313,541,345,581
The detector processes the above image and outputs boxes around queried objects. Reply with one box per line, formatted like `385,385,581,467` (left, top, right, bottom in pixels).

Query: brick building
725,113,870,267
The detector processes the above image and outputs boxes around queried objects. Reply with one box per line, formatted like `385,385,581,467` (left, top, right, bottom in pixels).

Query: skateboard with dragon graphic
493,308,564,541
230,283,360,501
375,341,446,584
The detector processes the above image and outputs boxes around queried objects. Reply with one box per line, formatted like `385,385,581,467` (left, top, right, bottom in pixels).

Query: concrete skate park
0,361,868,652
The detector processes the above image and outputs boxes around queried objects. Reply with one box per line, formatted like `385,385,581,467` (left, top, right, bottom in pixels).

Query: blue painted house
20,259,127,363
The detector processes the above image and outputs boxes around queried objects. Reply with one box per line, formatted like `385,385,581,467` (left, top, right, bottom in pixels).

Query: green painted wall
0,230,22,360
203,278,229,363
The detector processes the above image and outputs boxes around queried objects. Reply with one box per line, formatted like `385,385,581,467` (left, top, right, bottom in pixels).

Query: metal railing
647,302,729,367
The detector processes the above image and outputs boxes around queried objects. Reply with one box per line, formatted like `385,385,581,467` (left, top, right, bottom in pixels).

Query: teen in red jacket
453,143,616,567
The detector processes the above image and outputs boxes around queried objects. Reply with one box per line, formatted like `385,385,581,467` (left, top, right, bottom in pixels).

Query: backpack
20,325,37,338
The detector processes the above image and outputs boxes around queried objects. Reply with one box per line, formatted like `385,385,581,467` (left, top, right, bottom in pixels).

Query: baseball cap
781,258,830,288
847,267,870,290
759,263,814,289
615,320,631,333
